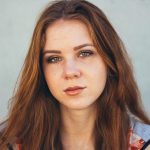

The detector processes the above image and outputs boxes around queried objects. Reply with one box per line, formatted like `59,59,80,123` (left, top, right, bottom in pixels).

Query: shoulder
129,116,150,150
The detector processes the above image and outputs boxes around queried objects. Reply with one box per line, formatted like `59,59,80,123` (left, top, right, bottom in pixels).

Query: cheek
44,67,61,91
90,62,107,93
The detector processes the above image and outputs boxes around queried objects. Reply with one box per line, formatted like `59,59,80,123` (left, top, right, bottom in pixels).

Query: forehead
44,19,93,50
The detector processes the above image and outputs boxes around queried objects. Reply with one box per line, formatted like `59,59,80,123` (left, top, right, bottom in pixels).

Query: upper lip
64,86,86,92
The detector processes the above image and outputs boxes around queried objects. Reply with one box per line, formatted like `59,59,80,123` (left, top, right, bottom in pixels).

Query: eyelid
78,49,95,56
45,55,62,64
79,49,94,53
44,49,95,64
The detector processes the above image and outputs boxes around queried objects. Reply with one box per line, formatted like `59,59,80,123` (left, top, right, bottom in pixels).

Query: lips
64,86,86,96
64,86,85,91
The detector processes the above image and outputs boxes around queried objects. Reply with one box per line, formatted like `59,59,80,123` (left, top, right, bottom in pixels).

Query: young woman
0,0,150,150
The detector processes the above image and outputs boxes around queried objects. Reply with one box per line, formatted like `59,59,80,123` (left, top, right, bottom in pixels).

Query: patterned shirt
128,116,150,150
1,116,150,150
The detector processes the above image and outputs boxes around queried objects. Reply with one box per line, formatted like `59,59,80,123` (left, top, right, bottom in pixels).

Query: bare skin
43,19,107,150
145,145,150,150
60,103,96,150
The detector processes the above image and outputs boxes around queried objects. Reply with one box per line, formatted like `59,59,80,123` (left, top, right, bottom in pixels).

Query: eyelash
45,50,94,64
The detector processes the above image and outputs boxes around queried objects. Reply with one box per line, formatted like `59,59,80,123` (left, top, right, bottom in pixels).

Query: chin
61,101,96,110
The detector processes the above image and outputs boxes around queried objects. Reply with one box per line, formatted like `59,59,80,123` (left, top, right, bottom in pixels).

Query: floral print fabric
128,128,145,149
1,116,150,150
128,116,150,150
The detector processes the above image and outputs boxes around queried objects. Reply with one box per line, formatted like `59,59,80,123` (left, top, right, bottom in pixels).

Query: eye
78,50,94,57
45,56,62,64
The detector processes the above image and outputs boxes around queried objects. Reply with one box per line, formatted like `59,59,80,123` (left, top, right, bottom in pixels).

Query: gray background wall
0,0,150,122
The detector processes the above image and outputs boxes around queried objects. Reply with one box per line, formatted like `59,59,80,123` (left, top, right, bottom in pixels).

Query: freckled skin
43,19,107,110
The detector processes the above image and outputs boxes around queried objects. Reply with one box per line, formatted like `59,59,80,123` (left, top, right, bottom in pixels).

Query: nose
63,59,81,80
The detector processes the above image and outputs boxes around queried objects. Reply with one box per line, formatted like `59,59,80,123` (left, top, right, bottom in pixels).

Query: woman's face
43,19,107,110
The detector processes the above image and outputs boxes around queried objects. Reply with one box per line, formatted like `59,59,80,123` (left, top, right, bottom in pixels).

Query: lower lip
64,88,85,96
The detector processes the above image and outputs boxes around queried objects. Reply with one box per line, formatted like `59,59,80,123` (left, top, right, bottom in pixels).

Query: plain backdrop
0,0,150,122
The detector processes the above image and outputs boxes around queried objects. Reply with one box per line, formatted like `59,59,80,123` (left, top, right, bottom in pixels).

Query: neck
60,104,97,149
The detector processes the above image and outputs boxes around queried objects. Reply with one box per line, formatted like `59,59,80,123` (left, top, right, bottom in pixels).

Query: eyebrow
42,43,94,55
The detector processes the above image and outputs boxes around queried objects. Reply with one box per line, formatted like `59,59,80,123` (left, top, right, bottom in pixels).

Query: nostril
65,71,81,79
63,67,81,79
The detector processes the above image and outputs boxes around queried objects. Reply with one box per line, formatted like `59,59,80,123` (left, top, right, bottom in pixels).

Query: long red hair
0,0,150,149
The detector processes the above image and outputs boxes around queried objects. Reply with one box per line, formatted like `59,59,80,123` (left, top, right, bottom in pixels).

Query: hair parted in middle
1,0,149,150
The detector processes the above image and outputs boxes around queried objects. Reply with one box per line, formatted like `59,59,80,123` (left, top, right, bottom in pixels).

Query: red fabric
17,144,22,150
128,128,145,150
15,128,146,150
